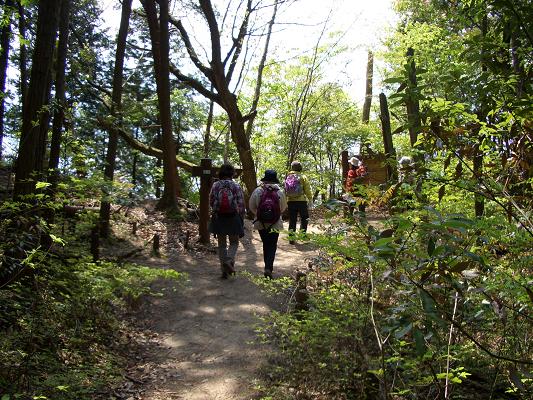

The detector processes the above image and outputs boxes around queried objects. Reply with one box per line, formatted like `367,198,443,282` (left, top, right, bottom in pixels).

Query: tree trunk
142,0,178,210
14,0,61,198
48,0,70,191
99,0,132,237
405,47,421,149
379,93,396,181
474,14,488,217
244,0,278,140
17,1,28,106
362,51,373,124
0,0,13,160
203,95,214,158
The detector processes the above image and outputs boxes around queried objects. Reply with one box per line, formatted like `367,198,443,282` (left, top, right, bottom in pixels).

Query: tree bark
48,0,70,190
379,93,396,181
99,0,132,237
17,1,28,106
405,47,421,148
244,0,278,140
142,0,178,210
170,0,259,196
14,0,61,198
362,51,373,124
0,0,13,160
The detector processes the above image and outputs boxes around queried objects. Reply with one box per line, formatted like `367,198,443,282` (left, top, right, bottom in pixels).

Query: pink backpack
257,186,281,225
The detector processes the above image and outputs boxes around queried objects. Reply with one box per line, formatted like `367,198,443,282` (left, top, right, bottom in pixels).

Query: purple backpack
284,173,303,196
257,186,281,224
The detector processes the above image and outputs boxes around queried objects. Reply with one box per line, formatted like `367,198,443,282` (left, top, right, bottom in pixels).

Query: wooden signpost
191,159,242,244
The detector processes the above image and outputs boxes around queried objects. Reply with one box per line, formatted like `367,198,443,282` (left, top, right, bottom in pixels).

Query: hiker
345,156,368,217
209,163,245,279
249,169,287,279
285,161,313,244
398,156,415,184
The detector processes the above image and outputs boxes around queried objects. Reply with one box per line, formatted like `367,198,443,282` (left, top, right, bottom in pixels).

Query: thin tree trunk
0,0,13,160
48,0,70,191
362,50,373,123
142,0,178,210
379,92,396,181
474,14,488,217
14,0,61,198
203,94,213,158
244,0,278,139
405,47,421,148
17,1,28,106
99,0,132,237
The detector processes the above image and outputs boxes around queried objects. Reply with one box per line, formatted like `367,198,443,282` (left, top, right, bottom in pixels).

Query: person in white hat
344,156,368,217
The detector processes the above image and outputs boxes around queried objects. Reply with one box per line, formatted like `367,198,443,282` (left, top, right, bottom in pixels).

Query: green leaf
420,289,437,317
49,234,66,246
35,181,51,189
427,237,436,256
413,327,426,356
374,237,394,248
2,395,11,400
395,322,413,339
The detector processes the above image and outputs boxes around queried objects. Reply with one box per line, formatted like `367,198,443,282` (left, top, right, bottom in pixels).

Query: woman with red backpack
209,163,245,279
249,170,287,279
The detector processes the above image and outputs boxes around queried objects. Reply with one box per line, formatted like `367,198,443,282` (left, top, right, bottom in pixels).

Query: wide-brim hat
260,169,280,183
349,156,360,166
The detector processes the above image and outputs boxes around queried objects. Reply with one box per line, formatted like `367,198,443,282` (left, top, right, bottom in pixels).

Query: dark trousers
288,201,309,238
258,228,279,272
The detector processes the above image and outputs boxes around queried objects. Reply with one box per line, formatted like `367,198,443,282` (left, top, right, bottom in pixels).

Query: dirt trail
122,219,317,400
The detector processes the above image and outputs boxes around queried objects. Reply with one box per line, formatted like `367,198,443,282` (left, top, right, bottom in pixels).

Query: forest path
121,218,318,400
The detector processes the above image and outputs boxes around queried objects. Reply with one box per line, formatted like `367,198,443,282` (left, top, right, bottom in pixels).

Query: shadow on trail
121,218,317,399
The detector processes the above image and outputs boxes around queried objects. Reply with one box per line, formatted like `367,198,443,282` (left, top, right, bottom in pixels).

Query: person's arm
209,181,217,208
279,189,288,213
248,188,259,215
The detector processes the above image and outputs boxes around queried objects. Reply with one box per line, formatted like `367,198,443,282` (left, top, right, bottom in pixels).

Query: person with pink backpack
285,161,313,244
209,163,245,279
249,170,287,279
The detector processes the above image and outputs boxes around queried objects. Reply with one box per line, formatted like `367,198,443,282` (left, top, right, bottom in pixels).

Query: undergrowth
255,205,532,400
0,198,185,400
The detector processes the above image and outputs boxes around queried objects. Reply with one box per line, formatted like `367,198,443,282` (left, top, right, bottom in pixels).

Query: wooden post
199,158,212,244
379,93,396,181
152,233,160,257
295,270,308,313
341,150,349,193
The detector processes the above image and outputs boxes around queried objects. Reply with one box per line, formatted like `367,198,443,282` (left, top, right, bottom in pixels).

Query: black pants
258,228,279,272
288,201,309,238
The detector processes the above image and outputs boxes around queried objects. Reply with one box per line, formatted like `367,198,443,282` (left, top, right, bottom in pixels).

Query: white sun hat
349,156,360,166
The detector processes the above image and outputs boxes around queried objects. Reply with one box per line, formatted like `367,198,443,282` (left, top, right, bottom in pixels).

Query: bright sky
100,0,397,104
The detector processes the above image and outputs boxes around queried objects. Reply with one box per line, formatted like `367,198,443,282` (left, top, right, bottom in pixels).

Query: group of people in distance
208,161,312,280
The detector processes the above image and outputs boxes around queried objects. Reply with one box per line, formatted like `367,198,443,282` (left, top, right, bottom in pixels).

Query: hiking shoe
264,270,273,279
221,271,228,279
223,262,235,276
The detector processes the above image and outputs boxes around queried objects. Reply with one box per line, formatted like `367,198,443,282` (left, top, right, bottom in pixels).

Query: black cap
260,169,280,183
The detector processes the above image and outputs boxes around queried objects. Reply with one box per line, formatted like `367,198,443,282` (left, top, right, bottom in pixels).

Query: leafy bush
256,208,532,399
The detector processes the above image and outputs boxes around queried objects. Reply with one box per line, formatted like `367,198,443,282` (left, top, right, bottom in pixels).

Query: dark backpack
214,181,237,216
284,173,303,196
257,186,281,225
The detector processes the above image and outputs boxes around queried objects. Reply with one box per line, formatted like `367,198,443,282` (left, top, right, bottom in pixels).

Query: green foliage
0,190,186,399
256,205,532,399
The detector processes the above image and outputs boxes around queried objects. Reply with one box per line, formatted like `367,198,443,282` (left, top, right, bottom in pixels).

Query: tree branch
225,0,252,82
169,64,221,104
169,15,213,79
97,117,196,172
